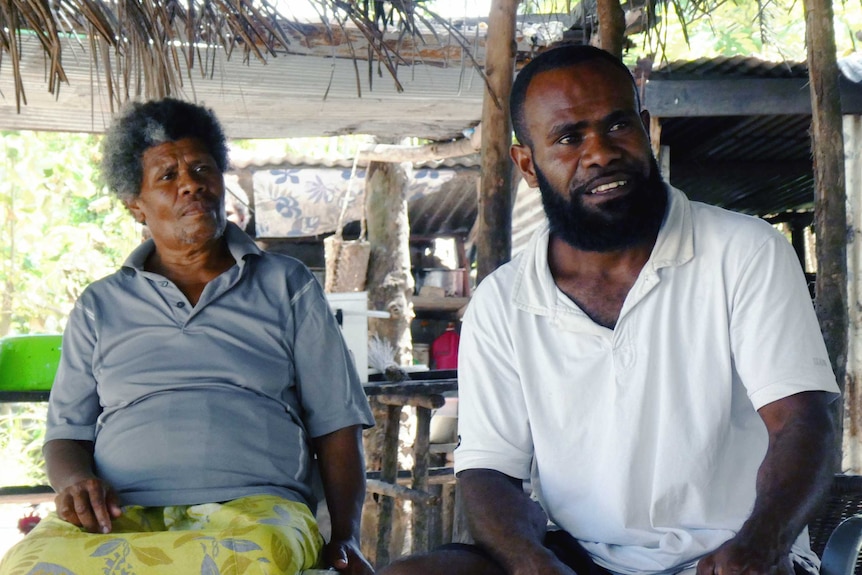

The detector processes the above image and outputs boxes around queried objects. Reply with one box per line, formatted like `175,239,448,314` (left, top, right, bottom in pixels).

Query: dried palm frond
368,335,408,383
0,0,491,115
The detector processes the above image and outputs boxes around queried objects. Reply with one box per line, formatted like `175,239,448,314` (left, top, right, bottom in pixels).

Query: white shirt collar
512,184,694,316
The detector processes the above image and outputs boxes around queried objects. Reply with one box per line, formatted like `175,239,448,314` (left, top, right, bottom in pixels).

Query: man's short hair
100,98,229,201
510,44,640,146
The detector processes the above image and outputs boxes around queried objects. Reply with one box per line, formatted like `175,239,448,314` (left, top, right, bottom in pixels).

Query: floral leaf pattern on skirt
0,495,323,575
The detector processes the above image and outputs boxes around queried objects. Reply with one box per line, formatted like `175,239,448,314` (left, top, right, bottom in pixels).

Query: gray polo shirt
46,223,374,509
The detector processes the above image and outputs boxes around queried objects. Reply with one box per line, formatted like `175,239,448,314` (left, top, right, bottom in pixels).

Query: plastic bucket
0,334,62,391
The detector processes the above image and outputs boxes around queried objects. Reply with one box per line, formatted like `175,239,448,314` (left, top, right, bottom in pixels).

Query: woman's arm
44,438,121,533
312,425,374,574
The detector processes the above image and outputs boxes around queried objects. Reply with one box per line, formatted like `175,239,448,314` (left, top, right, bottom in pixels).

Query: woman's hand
322,536,374,574
45,439,122,533
54,476,122,534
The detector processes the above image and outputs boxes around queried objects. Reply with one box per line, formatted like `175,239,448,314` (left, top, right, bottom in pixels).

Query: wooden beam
644,77,862,117
358,126,481,163
377,394,446,410
366,479,439,505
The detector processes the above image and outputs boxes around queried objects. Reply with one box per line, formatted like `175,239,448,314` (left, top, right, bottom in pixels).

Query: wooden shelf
412,296,470,314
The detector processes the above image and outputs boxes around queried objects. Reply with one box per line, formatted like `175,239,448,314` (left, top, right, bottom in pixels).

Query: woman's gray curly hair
100,98,229,202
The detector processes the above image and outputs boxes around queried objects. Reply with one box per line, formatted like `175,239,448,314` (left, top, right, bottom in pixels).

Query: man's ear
510,144,539,188
640,109,651,136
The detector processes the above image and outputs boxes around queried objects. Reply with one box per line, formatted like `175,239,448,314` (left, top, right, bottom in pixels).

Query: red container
431,323,460,370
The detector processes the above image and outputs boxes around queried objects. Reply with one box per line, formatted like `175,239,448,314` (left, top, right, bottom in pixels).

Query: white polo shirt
455,186,839,574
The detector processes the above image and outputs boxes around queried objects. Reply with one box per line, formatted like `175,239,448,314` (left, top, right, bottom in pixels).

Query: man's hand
54,476,122,534
695,391,833,575
322,536,374,574
696,536,794,575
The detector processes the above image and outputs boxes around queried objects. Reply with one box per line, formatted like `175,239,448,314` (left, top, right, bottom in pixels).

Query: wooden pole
374,404,403,567
595,0,626,58
366,159,415,364
803,0,848,469
476,0,519,283
411,406,433,552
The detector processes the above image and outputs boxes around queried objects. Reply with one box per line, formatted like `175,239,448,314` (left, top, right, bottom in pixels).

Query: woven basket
324,235,371,293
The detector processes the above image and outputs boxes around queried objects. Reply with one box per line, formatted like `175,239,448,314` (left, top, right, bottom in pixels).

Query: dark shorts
440,531,818,575
440,530,612,575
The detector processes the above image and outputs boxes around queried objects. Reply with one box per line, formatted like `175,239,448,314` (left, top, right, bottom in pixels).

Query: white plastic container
326,292,369,383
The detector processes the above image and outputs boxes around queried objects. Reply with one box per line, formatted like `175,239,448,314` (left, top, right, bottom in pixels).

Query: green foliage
1,131,139,484
508,0,862,64
0,403,48,485
627,0,862,63
0,130,139,337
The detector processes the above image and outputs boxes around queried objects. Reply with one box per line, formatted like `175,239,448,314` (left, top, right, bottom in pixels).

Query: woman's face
126,138,226,247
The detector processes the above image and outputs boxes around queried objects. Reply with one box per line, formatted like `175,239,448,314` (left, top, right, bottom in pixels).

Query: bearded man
379,44,838,575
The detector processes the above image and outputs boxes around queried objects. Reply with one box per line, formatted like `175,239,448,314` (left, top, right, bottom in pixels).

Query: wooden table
362,370,458,564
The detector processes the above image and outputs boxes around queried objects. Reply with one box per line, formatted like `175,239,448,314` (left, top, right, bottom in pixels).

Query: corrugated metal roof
229,149,482,171
238,55,838,245
650,57,817,218
652,56,808,78
230,152,480,238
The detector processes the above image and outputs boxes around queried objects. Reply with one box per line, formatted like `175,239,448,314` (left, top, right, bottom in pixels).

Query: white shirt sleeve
454,275,535,480
728,226,839,409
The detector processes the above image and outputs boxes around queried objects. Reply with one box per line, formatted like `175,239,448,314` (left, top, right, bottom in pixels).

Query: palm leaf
3,0,493,114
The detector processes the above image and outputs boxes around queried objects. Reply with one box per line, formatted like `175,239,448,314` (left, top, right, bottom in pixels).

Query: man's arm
43,438,122,534
696,390,835,575
460,468,576,575
312,425,374,575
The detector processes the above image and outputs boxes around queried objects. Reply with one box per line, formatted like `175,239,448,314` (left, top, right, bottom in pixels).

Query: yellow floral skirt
0,494,324,575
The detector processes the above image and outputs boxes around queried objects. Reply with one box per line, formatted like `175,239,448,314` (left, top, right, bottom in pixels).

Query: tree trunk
361,158,414,565
595,0,626,58
365,160,415,361
476,0,519,283
804,0,848,470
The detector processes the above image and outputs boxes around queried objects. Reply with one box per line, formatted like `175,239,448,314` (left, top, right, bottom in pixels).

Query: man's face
511,61,667,251
126,137,227,247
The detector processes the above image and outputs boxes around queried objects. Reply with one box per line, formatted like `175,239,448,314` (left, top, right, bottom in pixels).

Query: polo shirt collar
122,221,262,272
512,184,693,316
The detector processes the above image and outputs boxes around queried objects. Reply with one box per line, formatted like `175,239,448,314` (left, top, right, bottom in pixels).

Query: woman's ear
124,197,145,225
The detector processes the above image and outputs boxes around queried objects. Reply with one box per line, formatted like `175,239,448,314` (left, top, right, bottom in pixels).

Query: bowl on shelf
418,268,467,297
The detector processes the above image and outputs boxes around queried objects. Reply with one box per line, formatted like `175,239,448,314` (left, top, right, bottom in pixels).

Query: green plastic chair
0,334,61,502
0,334,62,392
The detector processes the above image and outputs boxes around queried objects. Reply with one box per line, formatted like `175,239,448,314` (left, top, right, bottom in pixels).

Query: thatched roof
1,0,791,141
0,0,493,117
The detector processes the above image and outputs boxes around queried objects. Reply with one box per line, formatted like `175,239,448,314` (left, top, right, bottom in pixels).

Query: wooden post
411,405,433,552
595,0,626,58
364,157,415,565
365,159,415,362
476,0,519,283
803,0,848,469
374,403,403,567
841,116,862,472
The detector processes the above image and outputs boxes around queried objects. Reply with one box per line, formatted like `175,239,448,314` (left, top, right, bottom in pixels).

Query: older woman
0,98,375,575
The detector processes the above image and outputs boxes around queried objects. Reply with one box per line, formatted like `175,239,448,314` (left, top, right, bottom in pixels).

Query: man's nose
581,133,621,167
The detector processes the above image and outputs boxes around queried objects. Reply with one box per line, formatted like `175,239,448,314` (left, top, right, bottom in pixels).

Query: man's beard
536,156,668,252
